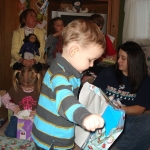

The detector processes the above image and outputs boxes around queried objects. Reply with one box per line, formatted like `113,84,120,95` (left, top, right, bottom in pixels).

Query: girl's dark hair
23,34,40,48
19,9,37,28
89,14,104,29
47,17,64,35
115,41,148,93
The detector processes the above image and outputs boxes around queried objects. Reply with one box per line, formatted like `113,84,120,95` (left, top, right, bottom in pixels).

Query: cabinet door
108,0,120,49
0,0,19,90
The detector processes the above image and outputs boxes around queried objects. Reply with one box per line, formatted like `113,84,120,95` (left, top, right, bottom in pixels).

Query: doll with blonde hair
1,66,42,138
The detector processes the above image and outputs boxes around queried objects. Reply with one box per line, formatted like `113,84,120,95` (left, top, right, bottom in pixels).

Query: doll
19,34,40,60
66,0,88,13
72,0,82,13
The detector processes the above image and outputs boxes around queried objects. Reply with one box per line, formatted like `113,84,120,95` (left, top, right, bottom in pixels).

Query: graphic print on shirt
105,85,136,101
19,96,37,110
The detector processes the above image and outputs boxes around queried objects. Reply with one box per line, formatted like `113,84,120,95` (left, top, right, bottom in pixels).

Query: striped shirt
32,53,91,150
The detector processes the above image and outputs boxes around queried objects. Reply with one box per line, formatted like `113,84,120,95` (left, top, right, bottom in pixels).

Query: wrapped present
0,135,36,149
15,110,33,141
75,82,125,150
0,90,8,127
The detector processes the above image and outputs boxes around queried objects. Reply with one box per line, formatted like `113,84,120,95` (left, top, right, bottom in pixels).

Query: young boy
32,19,106,150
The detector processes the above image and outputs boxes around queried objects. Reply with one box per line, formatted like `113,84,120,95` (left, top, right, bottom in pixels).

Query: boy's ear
69,45,79,57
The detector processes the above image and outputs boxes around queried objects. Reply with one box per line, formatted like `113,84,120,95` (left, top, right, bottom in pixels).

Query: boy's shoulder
47,54,81,79
47,61,70,80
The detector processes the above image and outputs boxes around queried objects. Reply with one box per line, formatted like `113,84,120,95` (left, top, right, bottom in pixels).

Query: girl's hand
23,59,31,67
29,59,36,66
82,114,104,132
53,31,62,37
29,109,36,117
13,106,20,114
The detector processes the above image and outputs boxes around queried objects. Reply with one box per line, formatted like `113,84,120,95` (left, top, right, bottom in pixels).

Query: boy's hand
13,106,20,114
29,109,36,117
82,114,104,132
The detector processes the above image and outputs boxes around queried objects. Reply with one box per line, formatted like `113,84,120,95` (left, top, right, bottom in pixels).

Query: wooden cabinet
107,0,120,49
0,0,20,90
47,0,120,49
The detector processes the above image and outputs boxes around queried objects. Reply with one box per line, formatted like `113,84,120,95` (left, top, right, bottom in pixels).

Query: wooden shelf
48,0,120,49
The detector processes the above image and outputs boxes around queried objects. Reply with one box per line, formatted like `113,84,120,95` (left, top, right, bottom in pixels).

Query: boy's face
70,43,104,73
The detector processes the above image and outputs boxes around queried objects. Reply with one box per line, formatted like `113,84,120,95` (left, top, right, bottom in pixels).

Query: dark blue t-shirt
93,65,150,110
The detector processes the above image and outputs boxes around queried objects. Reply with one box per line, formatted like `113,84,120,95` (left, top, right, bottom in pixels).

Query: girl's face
53,20,64,33
29,35,36,42
117,49,128,76
24,11,37,28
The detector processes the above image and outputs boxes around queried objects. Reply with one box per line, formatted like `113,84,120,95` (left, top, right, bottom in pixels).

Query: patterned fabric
0,136,36,149
2,93,16,111
53,36,63,58
24,26,34,36
19,96,37,110
7,85,39,111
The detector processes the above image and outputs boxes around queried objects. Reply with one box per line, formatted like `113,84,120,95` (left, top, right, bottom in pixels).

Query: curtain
123,0,150,46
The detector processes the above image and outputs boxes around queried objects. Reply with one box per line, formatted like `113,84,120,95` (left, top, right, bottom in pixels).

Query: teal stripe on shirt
34,115,74,139
51,75,71,88
38,94,58,115
69,77,81,89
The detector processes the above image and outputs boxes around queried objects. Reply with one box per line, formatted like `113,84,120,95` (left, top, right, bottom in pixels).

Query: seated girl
45,17,64,65
1,66,42,138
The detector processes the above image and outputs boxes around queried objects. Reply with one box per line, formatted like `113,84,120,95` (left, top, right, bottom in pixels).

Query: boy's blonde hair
62,19,106,49
13,67,42,92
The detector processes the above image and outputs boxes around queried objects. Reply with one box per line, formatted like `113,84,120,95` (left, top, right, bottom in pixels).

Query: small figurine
89,9,96,13
19,34,40,60
66,0,88,13
57,7,64,11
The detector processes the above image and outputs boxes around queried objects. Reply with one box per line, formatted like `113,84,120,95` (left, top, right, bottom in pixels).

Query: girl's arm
121,105,146,115
2,93,20,113
29,109,36,118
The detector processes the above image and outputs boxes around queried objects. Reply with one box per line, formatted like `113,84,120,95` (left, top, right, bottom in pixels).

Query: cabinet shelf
48,0,120,49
